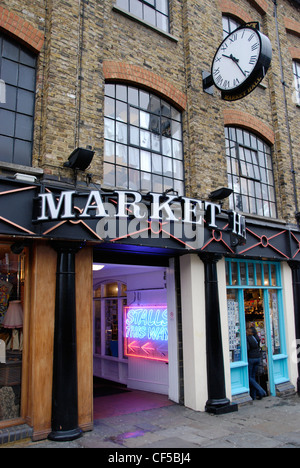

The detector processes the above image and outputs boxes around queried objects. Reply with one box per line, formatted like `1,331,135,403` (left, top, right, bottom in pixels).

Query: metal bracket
202,71,214,95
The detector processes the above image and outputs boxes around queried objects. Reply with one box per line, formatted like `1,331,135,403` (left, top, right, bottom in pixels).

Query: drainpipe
273,0,299,220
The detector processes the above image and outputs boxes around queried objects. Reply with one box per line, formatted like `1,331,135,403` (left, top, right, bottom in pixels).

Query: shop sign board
33,189,247,249
124,305,168,362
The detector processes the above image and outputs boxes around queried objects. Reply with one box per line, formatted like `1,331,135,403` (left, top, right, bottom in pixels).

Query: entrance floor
93,378,174,420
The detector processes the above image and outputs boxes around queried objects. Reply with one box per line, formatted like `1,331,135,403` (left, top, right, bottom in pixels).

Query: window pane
227,289,241,362
103,162,115,186
0,135,13,161
140,111,150,129
116,85,127,102
248,263,255,286
13,139,32,165
162,137,172,156
104,97,115,118
19,64,35,91
116,0,129,9
172,140,183,159
174,179,184,196
151,133,160,152
129,147,139,168
2,85,17,111
156,0,168,14
104,118,115,140
270,264,277,286
140,129,151,149
173,159,183,179
116,121,127,144
104,140,115,163
153,174,163,192
269,290,281,355
122,0,170,31
0,109,15,136
3,38,19,60
17,89,35,115
128,87,139,106
130,106,139,126
103,84,184,194
116,143,127,166
104,299,118,356
240,262,247,285
144,4,156,26
263,264,270,286
141,150,151,171
116,165,128,188
141,171,151,191
163,156,172,177
130,126,139,146
152,153,162,174
225,126,276,218
130,0,143,18
2,58,18,86
116,100,127,122
140,91,150,109
129,168,140,190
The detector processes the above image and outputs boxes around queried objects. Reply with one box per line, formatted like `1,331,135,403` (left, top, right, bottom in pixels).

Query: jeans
248,357,267,400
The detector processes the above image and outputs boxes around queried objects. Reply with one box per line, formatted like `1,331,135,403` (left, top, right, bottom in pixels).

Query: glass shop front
226,258,289,399
0,242,27,423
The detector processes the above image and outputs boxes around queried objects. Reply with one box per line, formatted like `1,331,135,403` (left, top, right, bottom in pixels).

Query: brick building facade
0,0,299,442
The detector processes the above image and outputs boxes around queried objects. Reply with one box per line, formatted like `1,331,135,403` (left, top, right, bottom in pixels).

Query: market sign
124,306,168,362
33,189,247,249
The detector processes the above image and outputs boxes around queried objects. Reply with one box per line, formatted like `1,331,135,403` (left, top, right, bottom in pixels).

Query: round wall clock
211,23,272,101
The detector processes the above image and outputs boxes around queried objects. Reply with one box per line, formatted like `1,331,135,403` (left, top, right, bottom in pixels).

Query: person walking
246,322,267,400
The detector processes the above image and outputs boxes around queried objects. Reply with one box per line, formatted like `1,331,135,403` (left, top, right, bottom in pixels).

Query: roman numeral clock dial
211,24,272,101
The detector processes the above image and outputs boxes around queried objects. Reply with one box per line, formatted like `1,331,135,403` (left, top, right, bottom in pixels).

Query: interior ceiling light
93,264,105,271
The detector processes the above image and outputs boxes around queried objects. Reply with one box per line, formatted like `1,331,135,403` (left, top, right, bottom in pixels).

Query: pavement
2,393,300,450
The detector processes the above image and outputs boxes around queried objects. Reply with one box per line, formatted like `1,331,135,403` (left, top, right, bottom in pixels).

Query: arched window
225,127,277,218
222,15,242,39
0,33,37,166
293,60,300,105
103,83,184,195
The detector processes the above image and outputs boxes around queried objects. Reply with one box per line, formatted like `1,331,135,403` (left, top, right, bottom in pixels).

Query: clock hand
222,54,246,77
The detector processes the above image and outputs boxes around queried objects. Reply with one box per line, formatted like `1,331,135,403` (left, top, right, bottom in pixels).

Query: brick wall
0,0,299,223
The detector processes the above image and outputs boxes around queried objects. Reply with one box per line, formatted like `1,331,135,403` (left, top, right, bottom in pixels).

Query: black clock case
211,23,272,101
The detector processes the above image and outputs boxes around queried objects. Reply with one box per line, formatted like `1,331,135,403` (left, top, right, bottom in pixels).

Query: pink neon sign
124,306,168,362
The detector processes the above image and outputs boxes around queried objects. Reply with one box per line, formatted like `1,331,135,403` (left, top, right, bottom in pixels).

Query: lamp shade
63,147,95,171
3,300,23,329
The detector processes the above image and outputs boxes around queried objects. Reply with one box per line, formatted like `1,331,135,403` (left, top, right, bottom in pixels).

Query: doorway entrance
226,259,289,398
244,288,269,395
92,260,179,417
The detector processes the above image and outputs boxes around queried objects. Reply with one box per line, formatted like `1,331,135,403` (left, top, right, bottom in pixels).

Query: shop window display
226,259,288,397
94,281,127,360
0,243,25,421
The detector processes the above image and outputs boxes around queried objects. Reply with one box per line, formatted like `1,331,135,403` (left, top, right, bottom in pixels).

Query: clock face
212,27,262,91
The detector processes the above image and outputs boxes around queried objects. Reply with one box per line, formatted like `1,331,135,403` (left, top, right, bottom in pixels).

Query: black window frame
0,33,37,167
115,0,170,33
225,127,277,219
103,83,184,195
222,15,242,39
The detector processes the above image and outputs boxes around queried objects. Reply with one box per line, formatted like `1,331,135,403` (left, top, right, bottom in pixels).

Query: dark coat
247,333,261,359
